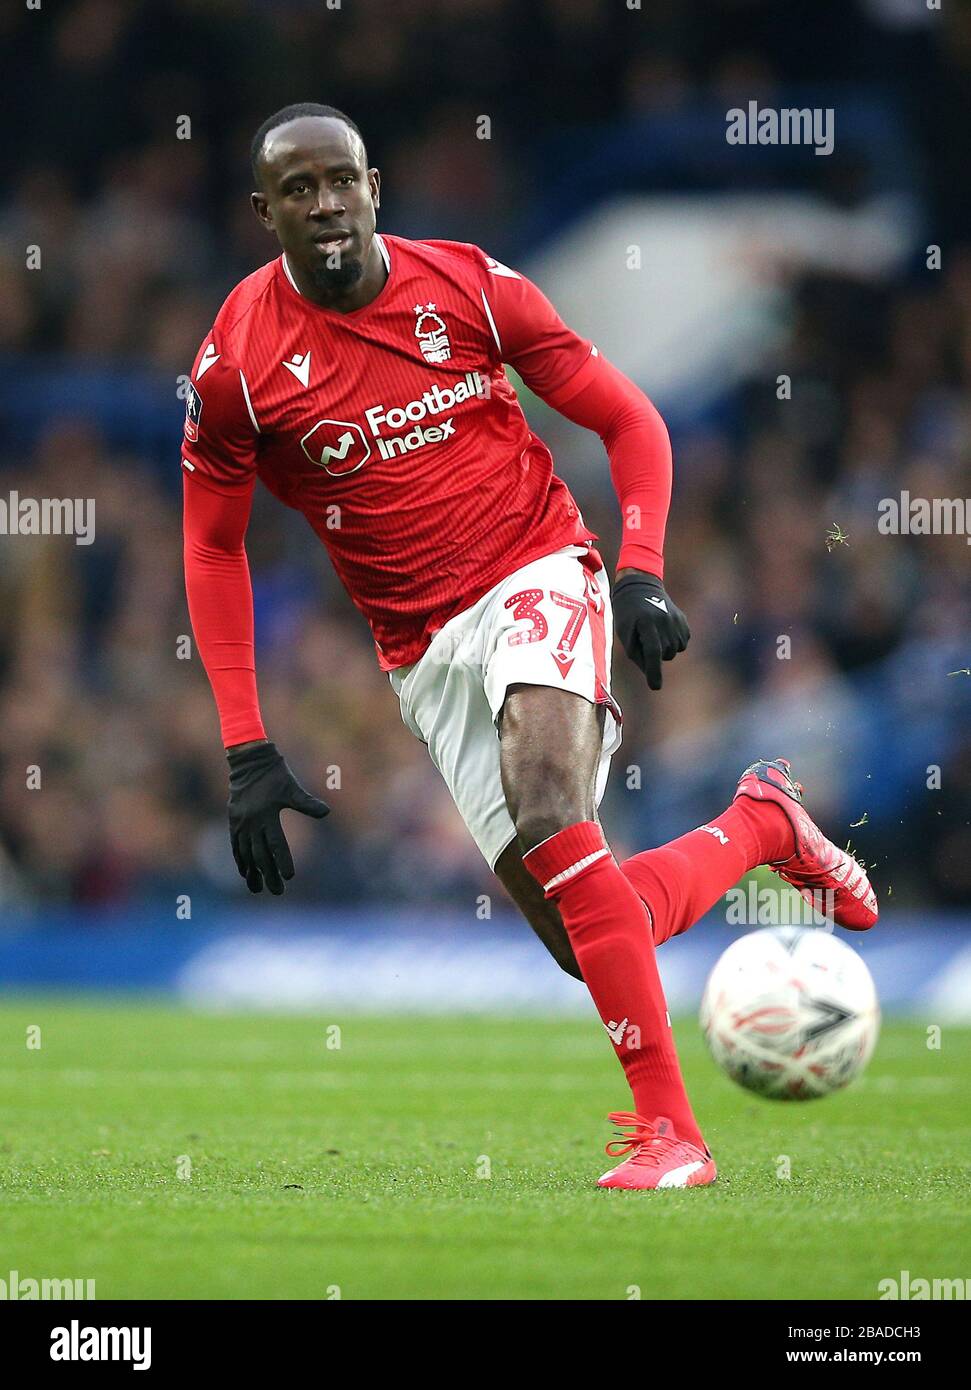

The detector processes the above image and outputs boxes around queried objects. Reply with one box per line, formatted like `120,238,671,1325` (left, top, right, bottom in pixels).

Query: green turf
0,1000,968,1300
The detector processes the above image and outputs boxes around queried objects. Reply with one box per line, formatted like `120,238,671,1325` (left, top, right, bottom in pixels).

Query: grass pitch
0,1000,968,1300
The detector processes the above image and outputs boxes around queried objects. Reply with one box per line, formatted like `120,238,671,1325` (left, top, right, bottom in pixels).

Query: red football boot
597,1113,717,1190
734,757,878,930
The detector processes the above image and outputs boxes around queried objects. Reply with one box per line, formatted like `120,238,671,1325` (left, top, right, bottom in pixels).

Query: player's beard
306,253,365,295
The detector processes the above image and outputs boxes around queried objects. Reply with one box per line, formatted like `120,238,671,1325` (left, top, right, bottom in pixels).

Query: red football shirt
182,233,674,746
181,235,602,670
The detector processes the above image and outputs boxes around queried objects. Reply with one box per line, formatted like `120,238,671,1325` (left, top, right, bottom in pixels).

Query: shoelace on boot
604,1111,680,1166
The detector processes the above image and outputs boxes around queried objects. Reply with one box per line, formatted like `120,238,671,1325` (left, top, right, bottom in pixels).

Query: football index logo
414,303,451,363
300,419,371,476
301,372,487,473
365,372,485,459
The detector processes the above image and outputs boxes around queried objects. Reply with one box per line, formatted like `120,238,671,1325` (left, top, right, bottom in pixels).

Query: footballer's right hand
226,740,330,895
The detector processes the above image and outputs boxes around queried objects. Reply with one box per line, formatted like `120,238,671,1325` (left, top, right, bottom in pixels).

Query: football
699,927,880,1100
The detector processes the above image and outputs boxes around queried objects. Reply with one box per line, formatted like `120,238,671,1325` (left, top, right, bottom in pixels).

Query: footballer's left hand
612,569,690,691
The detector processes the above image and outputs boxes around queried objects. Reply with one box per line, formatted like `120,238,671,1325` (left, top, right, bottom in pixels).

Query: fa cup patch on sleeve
184,383,203,442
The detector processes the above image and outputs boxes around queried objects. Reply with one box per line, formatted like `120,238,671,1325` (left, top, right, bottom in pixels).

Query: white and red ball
700,926,880,1100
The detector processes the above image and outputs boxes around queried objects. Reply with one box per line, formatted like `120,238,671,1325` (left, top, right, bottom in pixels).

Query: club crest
413,302,451,364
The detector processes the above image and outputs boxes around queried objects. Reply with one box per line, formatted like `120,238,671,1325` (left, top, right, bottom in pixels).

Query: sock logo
699,824,729,845
604,1016,629,1045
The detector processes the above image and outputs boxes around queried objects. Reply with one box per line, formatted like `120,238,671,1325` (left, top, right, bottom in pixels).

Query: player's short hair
250,103,366,187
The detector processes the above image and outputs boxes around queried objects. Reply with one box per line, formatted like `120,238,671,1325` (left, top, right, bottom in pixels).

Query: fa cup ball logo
413,302,452,364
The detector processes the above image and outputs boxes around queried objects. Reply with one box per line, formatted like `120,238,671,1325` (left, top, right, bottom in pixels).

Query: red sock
621,800,794,947
523,821,706,1149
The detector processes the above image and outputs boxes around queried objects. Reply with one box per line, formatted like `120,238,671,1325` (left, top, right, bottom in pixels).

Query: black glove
227,741,330,895
612,571,690,691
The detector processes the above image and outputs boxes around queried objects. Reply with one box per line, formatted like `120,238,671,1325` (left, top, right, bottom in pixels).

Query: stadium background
1,0,969,1015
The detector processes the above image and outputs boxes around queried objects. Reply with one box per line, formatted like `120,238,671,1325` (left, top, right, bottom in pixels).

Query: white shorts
388,544,623,870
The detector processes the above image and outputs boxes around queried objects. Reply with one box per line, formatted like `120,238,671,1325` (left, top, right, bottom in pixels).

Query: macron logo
604,1017,629,1046
282,350,312,387
646,595,668,614
196,343,220,379
484,255,521,279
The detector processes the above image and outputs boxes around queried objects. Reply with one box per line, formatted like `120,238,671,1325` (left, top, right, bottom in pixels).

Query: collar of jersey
279,235,394,317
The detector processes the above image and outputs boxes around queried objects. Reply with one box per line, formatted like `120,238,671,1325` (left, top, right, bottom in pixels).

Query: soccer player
182,103,878,1190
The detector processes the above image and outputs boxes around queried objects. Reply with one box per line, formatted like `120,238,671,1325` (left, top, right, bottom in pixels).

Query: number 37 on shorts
486,545,622,726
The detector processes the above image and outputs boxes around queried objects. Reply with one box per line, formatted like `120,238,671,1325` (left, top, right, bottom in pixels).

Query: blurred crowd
0,0,968,913
4,0,971,371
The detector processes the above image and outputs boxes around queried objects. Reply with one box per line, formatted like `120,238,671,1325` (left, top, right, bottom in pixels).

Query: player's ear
251,191,274,231
369,168,380,209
